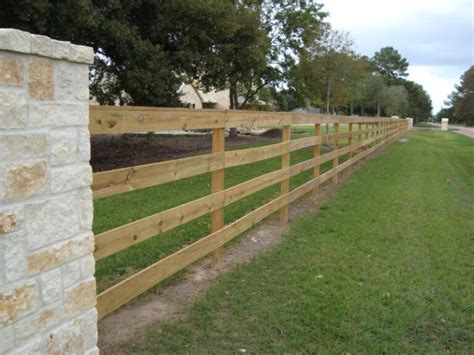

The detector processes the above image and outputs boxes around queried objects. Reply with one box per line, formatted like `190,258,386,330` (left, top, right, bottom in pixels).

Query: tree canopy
371,46,409,82
1,0,433,121
438,66,474,126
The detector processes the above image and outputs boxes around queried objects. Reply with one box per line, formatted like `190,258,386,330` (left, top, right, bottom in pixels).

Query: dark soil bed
91,133,277,172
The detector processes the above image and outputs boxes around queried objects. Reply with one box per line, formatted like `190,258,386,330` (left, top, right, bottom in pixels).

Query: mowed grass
93,125,352,292
126,131,474,353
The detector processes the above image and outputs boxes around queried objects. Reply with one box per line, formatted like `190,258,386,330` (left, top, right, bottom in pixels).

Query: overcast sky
321,0,474,113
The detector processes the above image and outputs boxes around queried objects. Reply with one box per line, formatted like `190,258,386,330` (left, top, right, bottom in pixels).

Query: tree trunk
377,101,380,117
350,101,354,115
229,83,238,139
326,80,331,114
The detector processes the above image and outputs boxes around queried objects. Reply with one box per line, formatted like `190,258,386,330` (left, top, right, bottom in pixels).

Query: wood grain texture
211,128,225,263
90,105,404,135
280,126,291,223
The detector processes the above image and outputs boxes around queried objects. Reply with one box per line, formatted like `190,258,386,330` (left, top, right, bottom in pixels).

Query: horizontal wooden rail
96,124,406,319
94,127,397,260
89,105,403,135
92,126,382,199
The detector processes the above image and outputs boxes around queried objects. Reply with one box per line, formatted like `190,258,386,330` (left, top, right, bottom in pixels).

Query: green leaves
371,46,409,81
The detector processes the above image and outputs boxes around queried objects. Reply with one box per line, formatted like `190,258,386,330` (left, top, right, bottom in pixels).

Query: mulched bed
90,133,277,172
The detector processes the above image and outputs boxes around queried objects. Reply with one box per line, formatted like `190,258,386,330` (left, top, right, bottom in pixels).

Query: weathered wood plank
90,105,405,134
211,128,225,263
280,126,291,223
313,123,321,197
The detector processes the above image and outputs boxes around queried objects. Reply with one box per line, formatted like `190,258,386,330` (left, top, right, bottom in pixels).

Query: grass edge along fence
89,106,408,319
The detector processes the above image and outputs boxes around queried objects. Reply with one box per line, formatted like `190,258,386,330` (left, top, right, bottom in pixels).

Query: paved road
449,125,474,138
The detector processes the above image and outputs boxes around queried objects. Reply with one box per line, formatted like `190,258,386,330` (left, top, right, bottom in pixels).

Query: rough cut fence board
313,123,321,197
92,152,224,199
280,126,291,223
211,128,225,263
94,128,397,260
90,105,402,134
94,166,288,260
332,123,340,184
92,127,381,200
348,123,353,168
96,124,404,319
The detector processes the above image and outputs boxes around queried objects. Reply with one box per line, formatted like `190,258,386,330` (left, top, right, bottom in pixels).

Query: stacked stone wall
0,29,97,354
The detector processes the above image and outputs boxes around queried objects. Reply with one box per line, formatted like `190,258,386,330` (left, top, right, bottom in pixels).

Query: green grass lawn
124,131,474,353
93,125,355,292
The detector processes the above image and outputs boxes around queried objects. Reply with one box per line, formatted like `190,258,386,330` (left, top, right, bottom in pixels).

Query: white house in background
178,83,230,110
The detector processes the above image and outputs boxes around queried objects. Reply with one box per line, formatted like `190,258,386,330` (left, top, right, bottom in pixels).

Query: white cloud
320,0,474,112
408,65,462,111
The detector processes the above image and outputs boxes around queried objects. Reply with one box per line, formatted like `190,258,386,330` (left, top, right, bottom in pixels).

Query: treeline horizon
2,0,438,122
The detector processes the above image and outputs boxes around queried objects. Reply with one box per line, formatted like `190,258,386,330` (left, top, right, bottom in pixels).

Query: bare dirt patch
97,149,381,354
91,133,278,172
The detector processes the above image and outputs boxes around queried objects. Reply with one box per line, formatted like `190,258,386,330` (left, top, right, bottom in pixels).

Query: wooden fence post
211,127,225,263
313,123,321,197
280,125,291,223
332,123,340,184
348,122,353,170
366,122,370,148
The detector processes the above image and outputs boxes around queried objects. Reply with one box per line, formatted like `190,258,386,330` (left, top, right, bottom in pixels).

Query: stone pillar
0,29,97,354
441,118,449,131
406,117,413,129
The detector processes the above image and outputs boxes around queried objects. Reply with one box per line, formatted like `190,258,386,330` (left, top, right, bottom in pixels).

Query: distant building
178,83,230,110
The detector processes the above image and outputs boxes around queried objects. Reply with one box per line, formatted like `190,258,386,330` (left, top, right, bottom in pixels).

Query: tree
442,66,474,126
294,25,359,113
397,80,432,122
359,74,387,116
371,46,409,82
381,85,409,117
197,0,327,136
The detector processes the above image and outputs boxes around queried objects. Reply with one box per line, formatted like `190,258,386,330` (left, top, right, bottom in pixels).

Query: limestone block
9,335,42,354
64,278,96,318
25,194,80,250
2,161,47,202
50,128,77,165
50,164,92,193
82,308,98,350
0,282,38,326
4,232,28,282
78,127,91,162
51,40,71,60
0,207,22,234
0,29,31,54
40,268,63,304
0,324,14,353
29,102,87,127
0,55,23,86
31,34,52,57
69,44,94,64
80,255,95,280
0,133,48,161
80,188,93,230
56,61,89,101
27,233,94,274
61,259,82,288
85,346,100,355
28,59,54,100
44,317,84,354
14,302,64,342
0,91,27,128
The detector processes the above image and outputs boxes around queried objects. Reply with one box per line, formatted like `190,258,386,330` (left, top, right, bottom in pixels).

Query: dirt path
97,147,389,354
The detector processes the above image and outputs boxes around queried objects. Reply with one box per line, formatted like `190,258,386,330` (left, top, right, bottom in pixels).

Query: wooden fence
89,106,408,319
